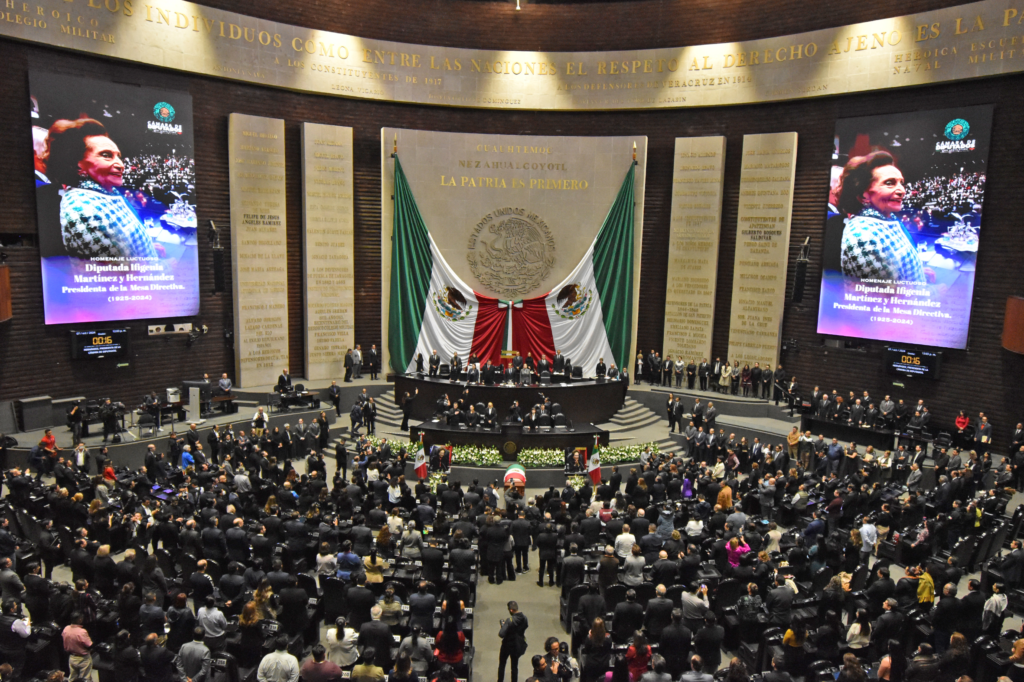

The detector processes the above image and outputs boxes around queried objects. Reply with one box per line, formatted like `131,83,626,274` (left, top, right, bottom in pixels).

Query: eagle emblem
551,283,592,320
432,286,473,322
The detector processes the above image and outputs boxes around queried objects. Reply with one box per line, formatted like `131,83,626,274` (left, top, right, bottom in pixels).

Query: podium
185,387,206,424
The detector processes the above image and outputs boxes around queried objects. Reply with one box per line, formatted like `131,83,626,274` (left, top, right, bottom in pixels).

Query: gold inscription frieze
0,0,1021,110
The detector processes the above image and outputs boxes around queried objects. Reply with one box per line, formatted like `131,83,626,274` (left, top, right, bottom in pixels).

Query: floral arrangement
600,442,660,465
409,441,661,469
450,445,503,467
566,475,587,491
517,447,567,468
427,471,446,493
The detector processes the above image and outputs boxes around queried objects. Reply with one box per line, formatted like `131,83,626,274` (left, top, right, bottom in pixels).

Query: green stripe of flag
388,156,433,372
592,163,636,369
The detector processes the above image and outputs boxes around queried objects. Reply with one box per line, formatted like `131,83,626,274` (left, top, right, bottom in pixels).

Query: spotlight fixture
515,0,521,9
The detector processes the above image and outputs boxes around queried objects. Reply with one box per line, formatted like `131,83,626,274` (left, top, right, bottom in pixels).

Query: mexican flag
511,164,637,374
389,157,636,375
414,448,428,480
588,447,602,485
389,156,507,373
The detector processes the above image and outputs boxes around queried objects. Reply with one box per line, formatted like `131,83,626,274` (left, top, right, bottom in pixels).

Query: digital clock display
883,346,941,380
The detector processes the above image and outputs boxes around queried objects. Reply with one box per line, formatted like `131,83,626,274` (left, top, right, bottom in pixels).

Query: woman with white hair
402,521,424,559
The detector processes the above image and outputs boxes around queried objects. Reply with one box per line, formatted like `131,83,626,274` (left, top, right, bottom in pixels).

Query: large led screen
816,106,992,349
31,71,199,325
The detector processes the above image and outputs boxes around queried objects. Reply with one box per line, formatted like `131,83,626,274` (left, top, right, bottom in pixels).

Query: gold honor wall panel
726,132,798,371
662,136,726,364
380,129,647,373
301,123,355,381
229,113,289,388
0,0,1021,110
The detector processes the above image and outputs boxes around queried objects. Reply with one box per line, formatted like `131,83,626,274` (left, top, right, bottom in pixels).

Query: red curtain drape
470,294,505,366
512,298,555,365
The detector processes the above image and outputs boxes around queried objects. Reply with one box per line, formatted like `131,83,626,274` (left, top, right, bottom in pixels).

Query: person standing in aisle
498,601,529,682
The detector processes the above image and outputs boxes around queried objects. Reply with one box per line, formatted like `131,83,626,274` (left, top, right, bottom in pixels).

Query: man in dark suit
498,601,529,682
692,398,704,428
278,369,292,390
188,560,217,602
931,583,963,653
613,589,644,642
761,366,774,400
1012,423,1024,455
576,504,600,542
697,359,710,391
609,466,622,494
660,609,692,679
704,403,717,431
763,656,793,682
428,349,440,377
553,351,565,374
995,540,1024,588
536,524,558,587
345,576,376,629
871,598,905,648
359,605,394,668
977,416,993,446
367,344,380,380
868,565,901,614
961,579,986,640
711,358,722,388
645,584,675,639
278,575,311,637
343,350,354,382
849,399,865,426
746,362,760,396
765,575,793,626
559,544,585,598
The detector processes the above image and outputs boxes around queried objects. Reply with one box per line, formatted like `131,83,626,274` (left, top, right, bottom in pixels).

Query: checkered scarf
840,207,925,283
60,179,158,259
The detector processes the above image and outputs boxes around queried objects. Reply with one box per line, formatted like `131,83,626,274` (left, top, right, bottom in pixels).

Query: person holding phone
498,601,529,682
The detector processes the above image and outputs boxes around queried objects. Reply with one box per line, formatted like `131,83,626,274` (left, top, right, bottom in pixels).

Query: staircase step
608,413,661,427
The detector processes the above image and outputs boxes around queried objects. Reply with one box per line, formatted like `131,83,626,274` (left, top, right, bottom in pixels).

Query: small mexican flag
414,448,428,480
588,445,603,485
